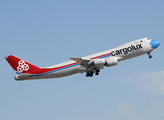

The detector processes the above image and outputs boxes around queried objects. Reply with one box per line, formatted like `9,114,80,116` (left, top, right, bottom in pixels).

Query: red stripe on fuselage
91,53,111,59
29,52,111,74
28,62,79,74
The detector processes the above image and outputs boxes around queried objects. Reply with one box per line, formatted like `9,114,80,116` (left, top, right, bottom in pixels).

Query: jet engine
91,57,118,67
91,59,106,67
105,57,118,67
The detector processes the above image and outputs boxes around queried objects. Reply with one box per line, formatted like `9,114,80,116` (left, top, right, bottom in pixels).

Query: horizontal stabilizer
15,74,36,80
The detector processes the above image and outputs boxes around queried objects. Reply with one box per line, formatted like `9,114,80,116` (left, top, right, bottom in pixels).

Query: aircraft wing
70,58,90,62
70,58,91,66
70,57,92,68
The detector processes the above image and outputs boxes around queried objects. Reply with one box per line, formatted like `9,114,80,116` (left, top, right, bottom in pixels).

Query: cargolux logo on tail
17,60,29,72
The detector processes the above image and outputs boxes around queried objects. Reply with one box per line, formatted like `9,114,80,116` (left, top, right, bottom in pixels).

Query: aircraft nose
150,40,160,49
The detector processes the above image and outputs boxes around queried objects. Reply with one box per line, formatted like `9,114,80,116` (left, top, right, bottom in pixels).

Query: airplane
5,38,160,81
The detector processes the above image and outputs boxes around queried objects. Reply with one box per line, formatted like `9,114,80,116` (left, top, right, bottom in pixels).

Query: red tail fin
5,55,41,74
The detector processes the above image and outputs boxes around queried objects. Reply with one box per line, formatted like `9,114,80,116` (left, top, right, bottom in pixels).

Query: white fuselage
15,38,158,80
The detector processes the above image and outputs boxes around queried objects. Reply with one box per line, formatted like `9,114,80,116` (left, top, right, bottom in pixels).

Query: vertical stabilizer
5,55,41,74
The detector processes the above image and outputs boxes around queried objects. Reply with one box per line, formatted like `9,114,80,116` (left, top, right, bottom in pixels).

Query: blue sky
0,0,164,120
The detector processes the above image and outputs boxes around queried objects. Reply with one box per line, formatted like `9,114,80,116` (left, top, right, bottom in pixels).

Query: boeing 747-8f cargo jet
5,38,160,80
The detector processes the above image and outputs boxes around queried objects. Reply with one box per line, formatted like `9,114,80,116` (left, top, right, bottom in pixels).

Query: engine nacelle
92,59,106,67
105,57,118,67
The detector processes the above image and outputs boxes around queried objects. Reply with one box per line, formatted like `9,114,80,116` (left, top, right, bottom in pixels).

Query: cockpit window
147,38,151,40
